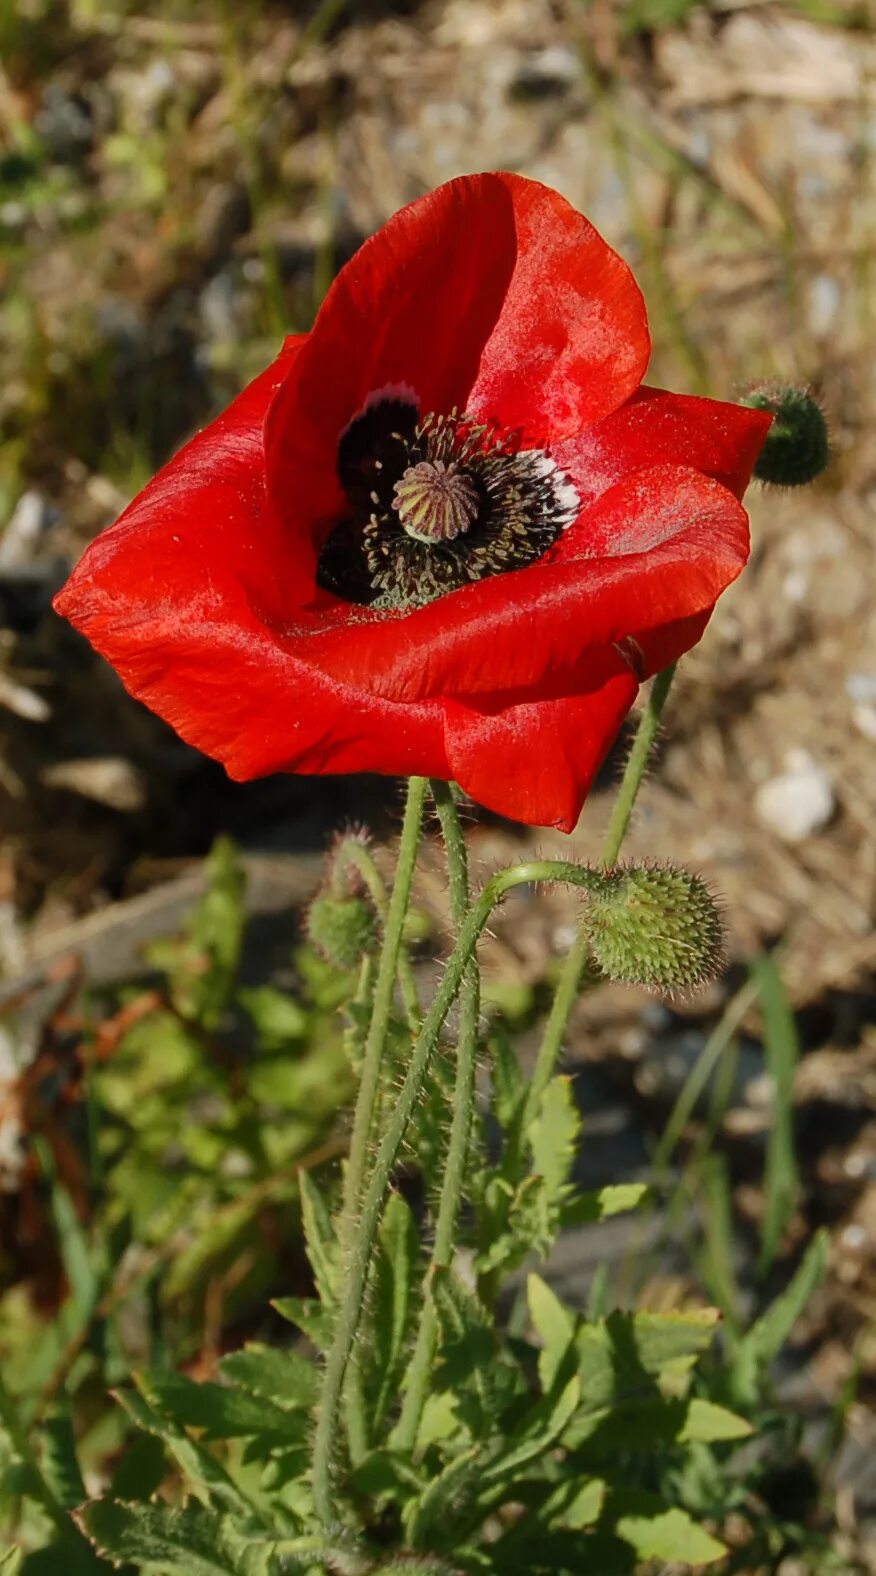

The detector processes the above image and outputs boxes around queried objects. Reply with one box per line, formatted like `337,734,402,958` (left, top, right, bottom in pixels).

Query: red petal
264,172,650,554
288,467,749,702
553,385,772,509
444,648,638,831
54,338,448,783
466,173,650,442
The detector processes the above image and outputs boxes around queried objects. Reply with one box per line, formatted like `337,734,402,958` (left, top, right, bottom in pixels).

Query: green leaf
489,1027,526,1130
142,1372,304,1442
218,1344,319,1412
272,1296,330,1353
431,1267,499,1425
237,986,308,1049
561,1183,649,1227
76,1501,276,1576
527,1273,576,1392
698,1155,741,1327
476,1077,582,1281
114,1381,252,1516
40,1403,86,1510
480,1376,580,1484
615,1502,726,1565
166,837,246,1029
370,1192,421,1428
752,954,800,1273
404,1444,480,1545
542,1475,606,1529
567,1307,721,1427
528,1076,580,1195
732,1228,829,1403
33,1141,100,1318
19,1542,104,1576
566,1393,751,1454
298,1171,338,1309
682,1396,751,1443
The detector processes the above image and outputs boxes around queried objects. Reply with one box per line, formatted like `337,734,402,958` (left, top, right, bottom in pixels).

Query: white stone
754,752,835,842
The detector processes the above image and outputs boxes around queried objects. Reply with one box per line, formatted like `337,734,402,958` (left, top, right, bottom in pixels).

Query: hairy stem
339,776,427,1245
393,782,480,1453
525,664,679,1123
311,857,603,1524
601,663,677,868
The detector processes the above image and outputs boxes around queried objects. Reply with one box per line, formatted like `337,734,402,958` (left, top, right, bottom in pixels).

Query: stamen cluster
317,399,579,609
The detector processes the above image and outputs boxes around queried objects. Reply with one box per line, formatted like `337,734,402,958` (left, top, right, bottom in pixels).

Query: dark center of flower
316,395,579,610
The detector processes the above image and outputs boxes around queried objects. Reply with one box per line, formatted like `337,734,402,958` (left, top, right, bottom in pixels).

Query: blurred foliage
0,836,354,1527
0,933,853,1572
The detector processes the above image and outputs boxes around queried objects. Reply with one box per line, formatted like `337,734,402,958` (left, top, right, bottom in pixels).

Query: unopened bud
306,893,377,969
744,385,829,487
586,863,724,993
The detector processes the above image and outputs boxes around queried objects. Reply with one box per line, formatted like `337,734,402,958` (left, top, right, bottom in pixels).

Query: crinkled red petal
280,466,749,702
553,384,772,509
263,172,650,564
444,647,638,831
53,337,449,783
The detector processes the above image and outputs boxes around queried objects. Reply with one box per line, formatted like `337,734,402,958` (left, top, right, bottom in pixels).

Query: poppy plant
55,173,770,830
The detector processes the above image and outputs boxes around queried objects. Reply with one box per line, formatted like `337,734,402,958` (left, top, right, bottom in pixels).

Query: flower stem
524,663,679,1122
600,662,677,869
311,857,602,1524
393,782,480,1454
339,776,427,1245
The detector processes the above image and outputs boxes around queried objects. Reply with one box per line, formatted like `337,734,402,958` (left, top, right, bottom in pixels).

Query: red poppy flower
54,173,770,831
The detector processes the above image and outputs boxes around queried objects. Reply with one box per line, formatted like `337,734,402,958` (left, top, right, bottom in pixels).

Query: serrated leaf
431,1268,497,1424
76,1500,274,1576
480,1375,580,1484
142,1372,303,1442
298,1171,338,1309
372,1562,462,1576
615,1503,726,1565
567,1307,721,1427
566,1393,750,1454
370,1192,421,1429
404,1444,480,1545
489,1027,526,1130
527,1273,576,1393
476,1079,583,1283
114,1381,252,1516
40,1403,86,1510
527,1077,580,1195
218,1344,318,1411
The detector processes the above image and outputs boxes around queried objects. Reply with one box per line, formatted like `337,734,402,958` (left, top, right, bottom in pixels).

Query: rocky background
0,0,874,1564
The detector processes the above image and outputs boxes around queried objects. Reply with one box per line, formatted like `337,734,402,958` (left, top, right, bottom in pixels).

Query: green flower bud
586,863,724,994
744,385,829,487
306,893,377,969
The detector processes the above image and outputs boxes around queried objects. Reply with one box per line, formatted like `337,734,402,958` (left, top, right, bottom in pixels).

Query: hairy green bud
306,893,377,969
744,385,829,487
586,863,724,993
